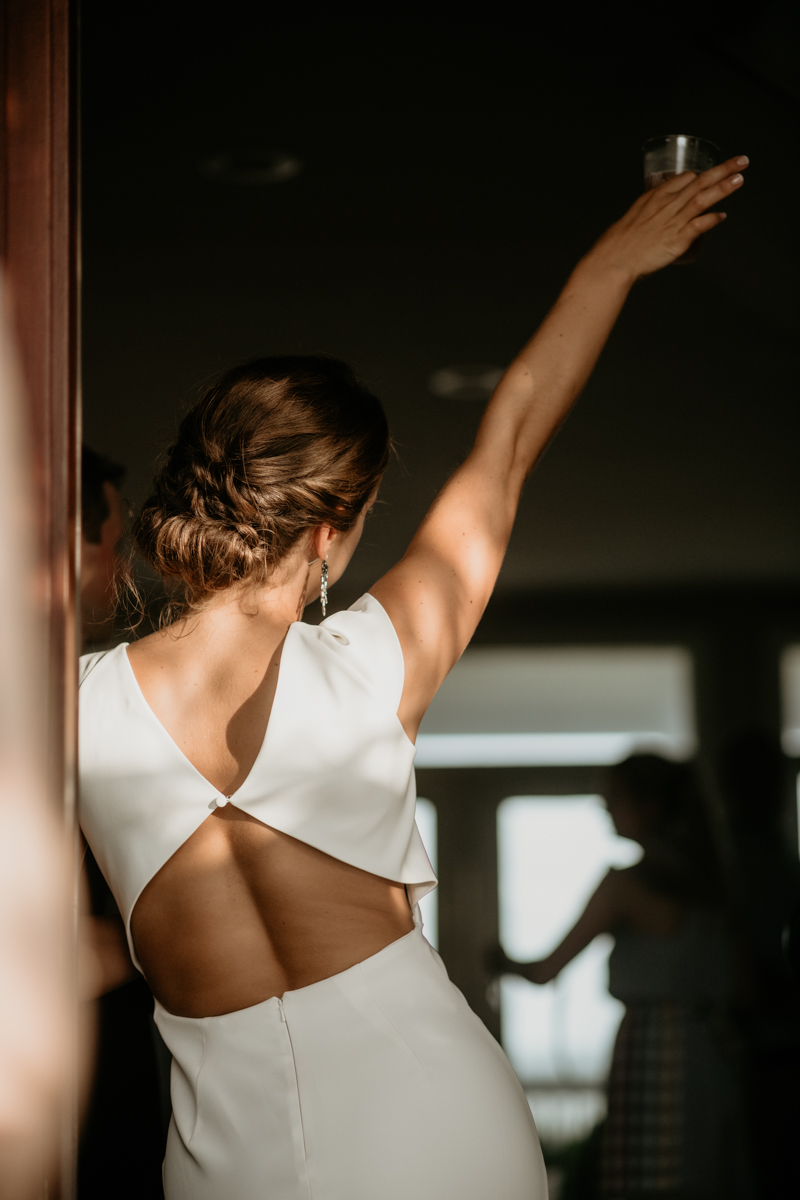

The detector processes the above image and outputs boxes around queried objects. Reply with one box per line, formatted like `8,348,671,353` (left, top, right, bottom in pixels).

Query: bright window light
780,646,800,756
417,646,695,766
415,798,438,948
497,796,641,1086
524,1086,608,1150
415,731,681,767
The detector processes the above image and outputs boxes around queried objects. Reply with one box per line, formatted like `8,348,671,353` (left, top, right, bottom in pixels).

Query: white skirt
154,920,546,1200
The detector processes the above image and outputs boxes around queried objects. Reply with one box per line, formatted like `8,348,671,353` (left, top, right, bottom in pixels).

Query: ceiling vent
199,148,302,185
427,364,504,401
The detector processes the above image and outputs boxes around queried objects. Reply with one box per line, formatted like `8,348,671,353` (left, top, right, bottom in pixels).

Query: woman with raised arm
78,156,747,1200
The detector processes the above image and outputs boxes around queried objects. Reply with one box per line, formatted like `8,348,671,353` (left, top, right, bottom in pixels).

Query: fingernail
719,212,727,220
730,174,743,185
736,156,749,166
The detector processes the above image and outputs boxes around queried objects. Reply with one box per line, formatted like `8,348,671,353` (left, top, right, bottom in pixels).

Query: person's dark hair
132,356,391,622
82,445,125,544
606,753,723,902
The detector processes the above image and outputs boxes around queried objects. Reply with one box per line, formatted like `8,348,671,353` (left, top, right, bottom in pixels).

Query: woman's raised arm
485,870,625,986
371,155,748,738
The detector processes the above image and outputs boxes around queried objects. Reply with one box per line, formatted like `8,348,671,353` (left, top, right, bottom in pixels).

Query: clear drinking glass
643,134,721,264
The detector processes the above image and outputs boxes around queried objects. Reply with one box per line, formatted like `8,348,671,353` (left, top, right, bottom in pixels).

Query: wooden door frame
1,0,80,1195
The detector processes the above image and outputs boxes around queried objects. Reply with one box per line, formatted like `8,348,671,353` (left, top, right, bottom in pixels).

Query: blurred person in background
490,754,753,1200
720,730,800,1199
80,445,125,651
79,445,168,1200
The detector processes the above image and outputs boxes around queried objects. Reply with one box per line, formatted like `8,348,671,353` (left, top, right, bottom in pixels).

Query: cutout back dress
79,595,545,1200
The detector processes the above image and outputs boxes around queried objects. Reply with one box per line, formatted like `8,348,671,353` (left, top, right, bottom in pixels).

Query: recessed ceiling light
199,148,302,185
428,364,504,401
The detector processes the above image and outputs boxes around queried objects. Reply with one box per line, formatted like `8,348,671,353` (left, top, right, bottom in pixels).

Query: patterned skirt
601,1001,684,1195
601,1001,752,1199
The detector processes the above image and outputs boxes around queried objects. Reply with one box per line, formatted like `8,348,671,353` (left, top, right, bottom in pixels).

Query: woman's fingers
656,169,700,195
699,154,750,188
687,210,729,237
681,158,748,207
650,155,749,209
680,166,746,216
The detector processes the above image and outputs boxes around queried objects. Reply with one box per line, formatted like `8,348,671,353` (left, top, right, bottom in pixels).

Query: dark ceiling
80,2,800,600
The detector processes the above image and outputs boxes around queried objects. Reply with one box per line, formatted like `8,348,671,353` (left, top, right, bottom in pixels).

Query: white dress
79,594,545,1199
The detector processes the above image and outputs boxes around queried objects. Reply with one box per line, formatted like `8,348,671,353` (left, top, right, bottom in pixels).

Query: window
781,645,800,758
413,643,697,1145
497,795,641,1144
415,798,438,948
417,646,695,766
779,646,800,853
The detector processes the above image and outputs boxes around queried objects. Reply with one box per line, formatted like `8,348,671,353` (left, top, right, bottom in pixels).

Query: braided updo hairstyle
132,356,391,622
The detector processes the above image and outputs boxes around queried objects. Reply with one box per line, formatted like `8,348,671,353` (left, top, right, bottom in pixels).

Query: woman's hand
589,154,749,280
485,942,516,977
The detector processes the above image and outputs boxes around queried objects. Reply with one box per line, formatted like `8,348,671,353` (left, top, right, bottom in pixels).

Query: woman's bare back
125,602,413,1019
131,809,413,1018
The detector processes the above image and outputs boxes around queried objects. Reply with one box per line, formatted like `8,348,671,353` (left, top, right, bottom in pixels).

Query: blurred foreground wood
1,0,82,1196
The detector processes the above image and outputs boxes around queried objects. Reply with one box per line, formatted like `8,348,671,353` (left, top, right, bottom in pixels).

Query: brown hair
131,355,390,622
607,754,723,902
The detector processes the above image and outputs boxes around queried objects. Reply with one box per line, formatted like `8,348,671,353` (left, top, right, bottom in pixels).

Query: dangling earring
320,556,329,618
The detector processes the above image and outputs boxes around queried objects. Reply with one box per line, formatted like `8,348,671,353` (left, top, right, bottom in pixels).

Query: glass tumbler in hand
643,134,721,264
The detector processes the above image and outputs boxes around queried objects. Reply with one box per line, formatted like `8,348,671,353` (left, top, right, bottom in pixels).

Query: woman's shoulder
609,863,689,935
79,643,128,689
312,593,405,708
599,866,649,911
605,864,646,891
611,861,683,903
